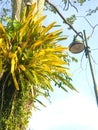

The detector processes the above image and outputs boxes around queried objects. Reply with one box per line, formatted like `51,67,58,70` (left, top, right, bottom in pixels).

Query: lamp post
69,30,98,106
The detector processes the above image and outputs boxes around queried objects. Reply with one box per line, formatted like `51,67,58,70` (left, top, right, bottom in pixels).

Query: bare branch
63,0,69,11
84,17,93,28
91,54,98,65
77,15,94,28
76,15,98,39
82,16,98,39
68,0,78,12
87,24,98,39
63,0,78,12
46,0,82,38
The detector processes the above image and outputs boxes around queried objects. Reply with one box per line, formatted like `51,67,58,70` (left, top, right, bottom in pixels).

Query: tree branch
65,0,78,12
46,0,82,38
77,15,98,39
87,24,98,39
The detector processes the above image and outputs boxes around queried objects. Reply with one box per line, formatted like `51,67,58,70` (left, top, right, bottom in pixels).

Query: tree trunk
33,0,45,18
11,0,23,21
11,0,45,21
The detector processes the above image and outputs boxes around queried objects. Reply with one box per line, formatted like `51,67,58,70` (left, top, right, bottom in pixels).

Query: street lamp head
69,39,85,54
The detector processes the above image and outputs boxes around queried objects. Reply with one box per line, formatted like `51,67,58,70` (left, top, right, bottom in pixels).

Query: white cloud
28,93,98,130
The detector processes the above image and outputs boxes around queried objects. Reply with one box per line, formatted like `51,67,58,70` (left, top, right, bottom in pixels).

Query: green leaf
24,70,34,84
71,57,78,62
34,98,46,107
58,82,68,92
66,14,76,25
86,6,98,16
77,0,86,5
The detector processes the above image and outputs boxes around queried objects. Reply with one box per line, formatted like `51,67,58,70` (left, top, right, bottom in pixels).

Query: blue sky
28,1,98,130
28,93,98,130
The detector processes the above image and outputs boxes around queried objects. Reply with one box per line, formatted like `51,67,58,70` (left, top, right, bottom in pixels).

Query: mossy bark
0,72,33,130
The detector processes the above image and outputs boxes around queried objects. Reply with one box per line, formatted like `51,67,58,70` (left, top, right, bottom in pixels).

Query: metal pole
83,30,98,106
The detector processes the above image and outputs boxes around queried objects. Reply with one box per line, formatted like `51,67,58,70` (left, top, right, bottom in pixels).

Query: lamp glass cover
69,41,84,54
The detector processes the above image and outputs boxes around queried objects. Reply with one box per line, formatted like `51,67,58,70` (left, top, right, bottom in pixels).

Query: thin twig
68,0,78,12
77,15,98,39
91,48,98,51
63,0,78,12
84,16,93,28
87,24,98,39
63,0,69,11
91,54,98,65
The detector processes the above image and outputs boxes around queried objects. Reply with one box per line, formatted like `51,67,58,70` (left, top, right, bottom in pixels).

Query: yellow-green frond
0,3,75,94
41,22,56,35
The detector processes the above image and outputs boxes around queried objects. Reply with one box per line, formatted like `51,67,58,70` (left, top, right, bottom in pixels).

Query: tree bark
11,0,24,21
11,0,45,21
35,0,45,18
